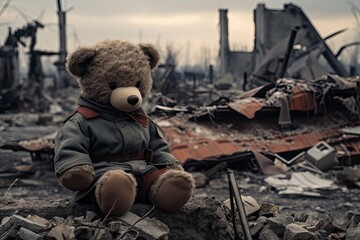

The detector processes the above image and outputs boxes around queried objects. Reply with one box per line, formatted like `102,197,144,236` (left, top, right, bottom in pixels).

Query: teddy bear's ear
66,47,97,77
139,44,160,69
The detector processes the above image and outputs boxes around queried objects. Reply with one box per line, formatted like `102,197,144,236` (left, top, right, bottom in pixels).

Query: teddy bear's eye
135,81,141,88
109,82,117,90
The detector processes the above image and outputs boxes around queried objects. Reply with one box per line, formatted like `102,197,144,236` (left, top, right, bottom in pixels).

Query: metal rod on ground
227,169,253,240
228,179,240,239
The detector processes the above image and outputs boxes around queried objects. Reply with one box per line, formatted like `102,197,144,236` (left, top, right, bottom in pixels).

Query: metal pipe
227,169,253,240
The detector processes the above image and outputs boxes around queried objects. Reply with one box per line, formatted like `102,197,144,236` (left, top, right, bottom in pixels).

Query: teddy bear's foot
95,170,137,216
59,164,95,191
149,169,195,212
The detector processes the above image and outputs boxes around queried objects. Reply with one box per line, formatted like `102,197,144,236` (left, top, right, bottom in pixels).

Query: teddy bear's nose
127,95,139,105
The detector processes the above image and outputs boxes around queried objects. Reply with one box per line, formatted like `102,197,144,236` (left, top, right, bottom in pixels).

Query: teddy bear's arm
148,119,183,170
54,114,95,191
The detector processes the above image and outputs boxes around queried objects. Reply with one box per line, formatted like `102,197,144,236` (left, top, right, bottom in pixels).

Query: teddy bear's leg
95,170,137,216
148,169,195,212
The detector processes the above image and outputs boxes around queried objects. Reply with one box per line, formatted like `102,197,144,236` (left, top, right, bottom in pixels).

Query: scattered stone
259,229,281,240
250,216,267,237
117,211,169,240
2,226,18,239
75,226,94,240
17,227,42,240
343,210,360,228
93,228,113,240
345,225,360,240
26,215,50,226
47,224,75,240
259,203,280,217
73,216,84,222
108,221,122,234
0,216,12,233
10,215,47,233
266,214,294,236
50,216,65,225
314,214,341,235
283,223,315,240
223,195,260,217
85,211,97,222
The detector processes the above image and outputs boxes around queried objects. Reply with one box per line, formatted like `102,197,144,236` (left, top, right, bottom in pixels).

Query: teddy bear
54,39,195,216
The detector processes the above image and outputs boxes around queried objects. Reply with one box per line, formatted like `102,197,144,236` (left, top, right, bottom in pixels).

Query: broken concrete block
11,215,47,233
1,226,18,239
314,214,337,235
75,226,94,240
50,216,65,225
26,215,50,227
250,216,267,236
85,211,98,222
259,229,281,240
258,203,280,217
266,214,294,236
73,216,84,222
343,210,360,229
345,225,360,240
0,216,12,234
283,223,316,240
223,195,260,217
93,228,113,240
117,211,169,240
17,227,42,240
108,221,123,234
47,224,75,240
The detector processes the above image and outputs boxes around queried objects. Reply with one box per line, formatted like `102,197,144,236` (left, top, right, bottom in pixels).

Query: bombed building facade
219,3,359,87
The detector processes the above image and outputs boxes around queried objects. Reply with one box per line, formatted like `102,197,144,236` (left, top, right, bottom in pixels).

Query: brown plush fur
66,40,160,105
59,164,95,191
95,170,137,215
148,169,195,205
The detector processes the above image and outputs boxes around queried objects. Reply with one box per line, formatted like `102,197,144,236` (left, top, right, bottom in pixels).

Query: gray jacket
54,96,180,200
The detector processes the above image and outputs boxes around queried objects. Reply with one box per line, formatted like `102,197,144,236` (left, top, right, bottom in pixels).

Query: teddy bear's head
66,40,160,112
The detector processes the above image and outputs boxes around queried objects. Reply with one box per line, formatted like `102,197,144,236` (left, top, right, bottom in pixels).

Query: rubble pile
0,197,234,240
239,203,360,240
1,196,360,240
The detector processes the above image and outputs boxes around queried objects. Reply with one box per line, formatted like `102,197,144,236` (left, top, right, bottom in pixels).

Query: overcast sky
1,0,359,66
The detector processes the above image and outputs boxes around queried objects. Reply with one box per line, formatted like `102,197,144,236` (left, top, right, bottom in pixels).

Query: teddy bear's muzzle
110,87,143,112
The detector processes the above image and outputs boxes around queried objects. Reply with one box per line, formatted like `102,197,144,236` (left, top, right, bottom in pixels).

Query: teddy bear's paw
59,164,95,191
95,170,137,216
150,170,195,212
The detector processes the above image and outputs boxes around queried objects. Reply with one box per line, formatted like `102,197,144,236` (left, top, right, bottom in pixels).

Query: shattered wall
219,3,352,87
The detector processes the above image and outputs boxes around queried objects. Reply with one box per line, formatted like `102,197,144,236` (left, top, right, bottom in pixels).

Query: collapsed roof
151,74,360,173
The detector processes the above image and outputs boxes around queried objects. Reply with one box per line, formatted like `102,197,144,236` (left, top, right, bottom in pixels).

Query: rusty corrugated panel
171,139,240,162
160,119,338,164
228,99,264,119
289,88,315,111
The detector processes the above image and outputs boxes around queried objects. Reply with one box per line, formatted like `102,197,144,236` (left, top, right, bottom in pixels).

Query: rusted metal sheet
157,114,360,166
228,99,264,119
289,88,315,111
171,140,240,162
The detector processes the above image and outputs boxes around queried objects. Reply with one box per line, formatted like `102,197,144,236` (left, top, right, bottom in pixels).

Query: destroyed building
219,3,359,87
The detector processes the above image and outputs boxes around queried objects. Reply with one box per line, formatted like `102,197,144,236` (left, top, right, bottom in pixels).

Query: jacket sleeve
54,113,92,177
148,118,182,169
